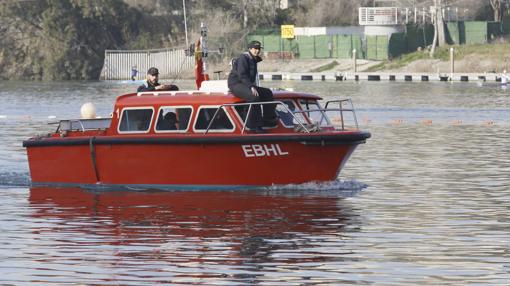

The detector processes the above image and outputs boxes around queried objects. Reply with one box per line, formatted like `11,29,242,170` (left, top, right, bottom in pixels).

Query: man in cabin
137,67,179,92
228,40,277,133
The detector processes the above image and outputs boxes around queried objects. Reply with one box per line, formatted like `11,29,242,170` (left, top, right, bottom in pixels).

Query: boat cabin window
299,99,330,126
275,100,306,128
118,108,154,133
155,106,192,132
194,106,234,132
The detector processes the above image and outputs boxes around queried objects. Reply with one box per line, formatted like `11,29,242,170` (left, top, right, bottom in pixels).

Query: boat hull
24,133,368,189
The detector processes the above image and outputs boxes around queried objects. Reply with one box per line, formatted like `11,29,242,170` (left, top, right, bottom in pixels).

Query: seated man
156,111,178,130
227,41,277,133
277,101,296,126
137,67,179,92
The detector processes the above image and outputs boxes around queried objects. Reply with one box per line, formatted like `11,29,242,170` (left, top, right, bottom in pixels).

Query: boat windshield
274,100,306,128
298,99,331,126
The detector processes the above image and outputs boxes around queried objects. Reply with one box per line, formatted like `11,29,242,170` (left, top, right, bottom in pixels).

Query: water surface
0,80,509,285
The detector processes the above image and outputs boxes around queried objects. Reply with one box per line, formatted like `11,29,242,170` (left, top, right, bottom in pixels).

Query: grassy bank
366,41,510,72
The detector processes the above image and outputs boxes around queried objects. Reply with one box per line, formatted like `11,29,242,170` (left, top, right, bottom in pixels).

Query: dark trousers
229,84,276,128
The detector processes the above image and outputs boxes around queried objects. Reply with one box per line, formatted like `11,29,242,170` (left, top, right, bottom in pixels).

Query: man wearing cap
228,40,277,133
137,67,179,92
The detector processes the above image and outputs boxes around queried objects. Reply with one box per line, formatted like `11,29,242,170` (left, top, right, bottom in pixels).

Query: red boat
23,84,370,190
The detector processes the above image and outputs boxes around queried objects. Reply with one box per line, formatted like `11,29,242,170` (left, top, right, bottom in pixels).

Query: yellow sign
281,25,295,39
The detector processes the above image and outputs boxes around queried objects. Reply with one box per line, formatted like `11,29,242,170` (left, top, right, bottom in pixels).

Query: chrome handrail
54,118,112,133
324,99,359,130
205,101,311,134
54,119,86,132
203,98,360,134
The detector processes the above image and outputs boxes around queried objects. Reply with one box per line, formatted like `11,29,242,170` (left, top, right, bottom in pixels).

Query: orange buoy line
420,119,433,125
357,118,502,126
0,114,504,127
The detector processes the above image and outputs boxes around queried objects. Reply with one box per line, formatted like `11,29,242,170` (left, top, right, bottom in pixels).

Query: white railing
101,48,194,80
359,7,399,25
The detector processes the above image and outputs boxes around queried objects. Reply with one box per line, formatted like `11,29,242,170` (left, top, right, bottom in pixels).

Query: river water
0,80,509,285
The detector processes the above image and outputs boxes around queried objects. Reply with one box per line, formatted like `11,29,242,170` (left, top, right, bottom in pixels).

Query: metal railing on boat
52,119,112,133
204,99,359,134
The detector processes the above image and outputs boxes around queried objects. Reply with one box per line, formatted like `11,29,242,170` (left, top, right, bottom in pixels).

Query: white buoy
80,102,97,119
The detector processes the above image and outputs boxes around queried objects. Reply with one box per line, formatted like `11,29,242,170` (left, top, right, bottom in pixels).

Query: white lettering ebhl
241,145,255,157
241,144,289,158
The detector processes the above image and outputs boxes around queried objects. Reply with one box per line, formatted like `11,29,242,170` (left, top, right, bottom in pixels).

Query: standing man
228,40,277,133
137,67,179,92
131,65,138,81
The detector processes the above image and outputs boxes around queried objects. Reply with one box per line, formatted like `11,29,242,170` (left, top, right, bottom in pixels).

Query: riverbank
254,41,510,75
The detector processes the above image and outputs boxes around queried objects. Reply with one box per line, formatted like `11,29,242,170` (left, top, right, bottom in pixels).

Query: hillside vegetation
0,0,502,80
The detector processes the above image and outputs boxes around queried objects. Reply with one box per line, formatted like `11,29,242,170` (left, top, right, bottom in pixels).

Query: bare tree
489,0,502,21
430,0,446,57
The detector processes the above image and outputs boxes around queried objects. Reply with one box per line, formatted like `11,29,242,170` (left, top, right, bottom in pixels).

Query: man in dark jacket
137,67,179,92
228,41,277,132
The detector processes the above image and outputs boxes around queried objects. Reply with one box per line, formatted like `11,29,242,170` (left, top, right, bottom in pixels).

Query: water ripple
1,81,510,285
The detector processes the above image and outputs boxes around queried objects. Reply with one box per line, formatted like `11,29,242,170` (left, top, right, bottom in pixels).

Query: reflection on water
1,80,510,284
2,187,358,285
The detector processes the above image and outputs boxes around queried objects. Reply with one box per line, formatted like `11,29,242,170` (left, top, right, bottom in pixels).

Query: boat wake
0,172,31,188
0,171,368,197
264,179,368,197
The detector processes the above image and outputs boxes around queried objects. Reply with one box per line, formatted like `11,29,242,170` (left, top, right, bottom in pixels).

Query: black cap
147,67,159,75
248,40,263,49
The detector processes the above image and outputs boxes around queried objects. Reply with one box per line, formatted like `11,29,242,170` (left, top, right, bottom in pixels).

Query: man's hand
155,84,178,91
251,86,259,97
155,85,168,90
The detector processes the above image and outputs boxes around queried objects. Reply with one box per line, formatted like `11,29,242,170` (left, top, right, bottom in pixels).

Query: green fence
336,35,364,59
366,35,388,60
388,33,407,59
446,22,460,44
464,21,488,44
247,34,363,59
502,16,510,34
445,21,503,45
314,35,331,58
487,22,502,40
248,21,502,62
406,24,434,51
